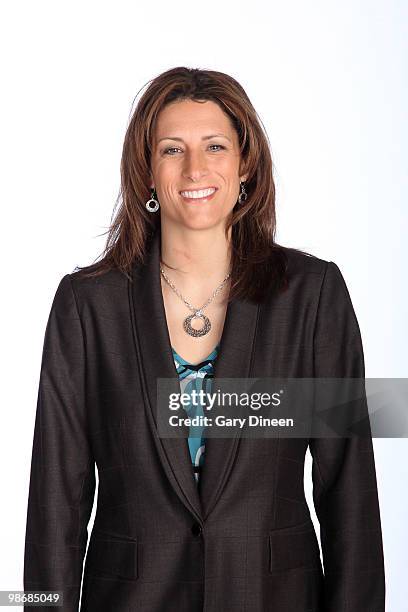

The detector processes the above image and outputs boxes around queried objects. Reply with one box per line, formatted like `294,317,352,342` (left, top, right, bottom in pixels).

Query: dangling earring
238,181,248,204
146,188,160,213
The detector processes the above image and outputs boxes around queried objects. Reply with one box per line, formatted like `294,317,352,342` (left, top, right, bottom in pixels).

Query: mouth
179,186,218,202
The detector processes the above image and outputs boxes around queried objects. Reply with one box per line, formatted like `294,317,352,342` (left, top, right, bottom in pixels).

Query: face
150,99,248,231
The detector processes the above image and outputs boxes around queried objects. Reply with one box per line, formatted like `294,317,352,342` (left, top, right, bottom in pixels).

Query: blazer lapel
198,296,259,519
129,229,260,523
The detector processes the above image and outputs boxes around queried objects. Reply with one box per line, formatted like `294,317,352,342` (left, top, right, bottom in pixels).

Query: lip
179,187,218,202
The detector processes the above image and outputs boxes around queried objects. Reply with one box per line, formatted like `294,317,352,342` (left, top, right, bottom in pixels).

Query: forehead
154,99,234,139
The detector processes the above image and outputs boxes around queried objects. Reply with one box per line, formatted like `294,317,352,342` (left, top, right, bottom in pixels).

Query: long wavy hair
74,66,293,302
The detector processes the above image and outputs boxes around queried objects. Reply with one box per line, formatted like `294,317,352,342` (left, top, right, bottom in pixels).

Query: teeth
180,188,216,199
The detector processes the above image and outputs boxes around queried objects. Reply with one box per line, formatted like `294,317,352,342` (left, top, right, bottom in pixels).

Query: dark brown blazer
24,229,385,611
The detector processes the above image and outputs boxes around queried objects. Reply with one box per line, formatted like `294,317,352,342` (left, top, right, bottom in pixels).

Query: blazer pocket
86,536,138,580
269,521,321,573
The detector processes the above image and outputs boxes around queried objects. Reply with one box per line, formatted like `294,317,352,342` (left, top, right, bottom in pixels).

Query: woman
24,67,385,611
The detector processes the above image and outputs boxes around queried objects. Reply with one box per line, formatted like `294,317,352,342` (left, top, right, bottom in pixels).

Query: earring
146,188,160,213
238,181,248,204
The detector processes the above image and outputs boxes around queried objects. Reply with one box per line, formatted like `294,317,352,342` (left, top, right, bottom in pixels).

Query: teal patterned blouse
172,343,220,484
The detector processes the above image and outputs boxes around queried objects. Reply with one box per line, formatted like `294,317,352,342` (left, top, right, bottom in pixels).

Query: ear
239,162,249,183
149,170,154,190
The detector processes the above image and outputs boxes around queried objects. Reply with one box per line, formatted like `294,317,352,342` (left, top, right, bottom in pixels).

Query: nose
182,149,209,182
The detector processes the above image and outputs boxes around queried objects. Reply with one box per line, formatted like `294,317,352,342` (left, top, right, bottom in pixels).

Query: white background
0,1,406,609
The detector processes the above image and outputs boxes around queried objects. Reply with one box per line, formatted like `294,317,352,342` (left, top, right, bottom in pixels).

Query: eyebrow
156,133,232,144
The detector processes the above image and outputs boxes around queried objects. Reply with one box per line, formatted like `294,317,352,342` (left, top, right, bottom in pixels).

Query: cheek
153,165,177,194
214,158,240,181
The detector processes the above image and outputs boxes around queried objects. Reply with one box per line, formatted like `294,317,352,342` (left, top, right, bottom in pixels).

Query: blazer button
191,522,202,537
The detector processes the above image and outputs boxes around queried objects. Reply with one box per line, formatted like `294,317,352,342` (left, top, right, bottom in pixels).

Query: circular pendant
183,311,212,337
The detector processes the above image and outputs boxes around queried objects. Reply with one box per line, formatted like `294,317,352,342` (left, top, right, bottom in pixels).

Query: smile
180,187,217,201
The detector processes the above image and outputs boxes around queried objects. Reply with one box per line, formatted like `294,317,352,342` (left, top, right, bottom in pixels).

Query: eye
162,144,226,156
163,147,181,156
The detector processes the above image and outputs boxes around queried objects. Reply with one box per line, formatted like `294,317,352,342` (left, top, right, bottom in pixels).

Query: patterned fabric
172,344,220,484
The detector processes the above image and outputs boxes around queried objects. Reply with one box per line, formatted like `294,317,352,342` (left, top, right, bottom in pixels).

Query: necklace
160,265,231,337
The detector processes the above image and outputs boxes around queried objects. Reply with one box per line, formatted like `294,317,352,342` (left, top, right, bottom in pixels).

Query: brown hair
74,66,293,302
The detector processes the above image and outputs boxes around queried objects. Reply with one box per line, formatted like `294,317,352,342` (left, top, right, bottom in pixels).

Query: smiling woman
150,99,247,233
24,67,385,612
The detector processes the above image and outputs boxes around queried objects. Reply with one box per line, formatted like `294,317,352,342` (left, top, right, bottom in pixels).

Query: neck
159,222,232,294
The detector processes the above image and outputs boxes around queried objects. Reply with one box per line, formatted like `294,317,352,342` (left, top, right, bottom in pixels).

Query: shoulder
278,246,357,320
279,245,329,277
53,266,130,317
69,265,128,289
270,245,350,305
276,245,328,297
279,245,348,285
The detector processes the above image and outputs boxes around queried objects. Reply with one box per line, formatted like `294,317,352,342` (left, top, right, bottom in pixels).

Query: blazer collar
129,229,260,522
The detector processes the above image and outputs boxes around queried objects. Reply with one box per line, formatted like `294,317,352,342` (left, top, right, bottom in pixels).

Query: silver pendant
183,311,211,337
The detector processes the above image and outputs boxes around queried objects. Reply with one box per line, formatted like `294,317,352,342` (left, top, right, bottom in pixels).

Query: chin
179,215,226,232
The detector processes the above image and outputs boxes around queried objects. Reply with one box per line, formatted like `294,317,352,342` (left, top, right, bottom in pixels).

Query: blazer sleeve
309,261,385,611
24,274,95,611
